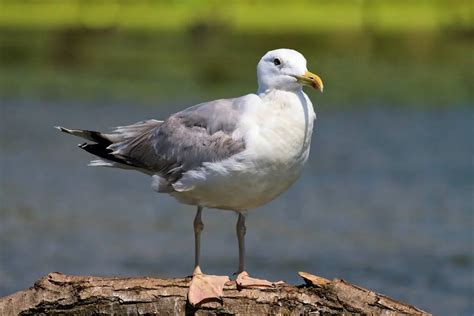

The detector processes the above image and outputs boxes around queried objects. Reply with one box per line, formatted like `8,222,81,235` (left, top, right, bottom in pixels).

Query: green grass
0,1,472,108
0,0,472,33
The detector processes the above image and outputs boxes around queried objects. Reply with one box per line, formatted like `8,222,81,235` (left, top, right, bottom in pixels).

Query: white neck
257,86,303,96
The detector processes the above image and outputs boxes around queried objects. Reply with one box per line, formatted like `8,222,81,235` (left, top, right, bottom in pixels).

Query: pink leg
234,211,285,288
188,207,229,306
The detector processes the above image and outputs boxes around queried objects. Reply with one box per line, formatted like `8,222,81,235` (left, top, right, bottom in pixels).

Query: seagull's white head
257,48,323,93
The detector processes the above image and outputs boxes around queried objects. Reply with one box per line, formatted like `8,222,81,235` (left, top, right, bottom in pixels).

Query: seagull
56,48,323,305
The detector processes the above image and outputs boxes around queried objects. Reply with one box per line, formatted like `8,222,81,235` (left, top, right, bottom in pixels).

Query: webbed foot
188,266,230,306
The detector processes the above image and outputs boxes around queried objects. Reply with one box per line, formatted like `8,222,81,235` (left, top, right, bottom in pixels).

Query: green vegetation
0,0,472,108
1,0,472,33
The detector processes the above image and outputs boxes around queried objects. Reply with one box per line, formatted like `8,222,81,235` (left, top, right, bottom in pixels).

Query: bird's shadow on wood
185,297,224,315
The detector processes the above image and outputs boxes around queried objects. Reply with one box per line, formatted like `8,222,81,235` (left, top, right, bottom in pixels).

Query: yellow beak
295,71,324,92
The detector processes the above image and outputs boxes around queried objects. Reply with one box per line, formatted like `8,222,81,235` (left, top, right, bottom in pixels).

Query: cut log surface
0,272,431,315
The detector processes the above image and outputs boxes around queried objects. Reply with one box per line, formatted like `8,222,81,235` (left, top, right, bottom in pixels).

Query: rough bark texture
0,272,430,315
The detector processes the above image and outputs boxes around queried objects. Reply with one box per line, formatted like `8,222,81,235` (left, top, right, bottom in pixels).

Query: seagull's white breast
243,90,315,166
172,89,316,210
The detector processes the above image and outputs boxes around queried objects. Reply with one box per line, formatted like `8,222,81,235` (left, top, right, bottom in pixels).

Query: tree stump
0,272,430,315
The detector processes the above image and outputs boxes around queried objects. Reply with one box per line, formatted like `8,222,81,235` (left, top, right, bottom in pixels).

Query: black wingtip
78,142,139,167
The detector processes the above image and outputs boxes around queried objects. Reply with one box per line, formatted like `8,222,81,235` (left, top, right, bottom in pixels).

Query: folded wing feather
57,96,252,192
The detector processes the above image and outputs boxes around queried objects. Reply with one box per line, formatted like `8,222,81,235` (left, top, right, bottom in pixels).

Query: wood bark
0,272,431,315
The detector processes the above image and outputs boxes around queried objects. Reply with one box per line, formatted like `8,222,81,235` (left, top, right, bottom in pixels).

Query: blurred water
0,100,473,315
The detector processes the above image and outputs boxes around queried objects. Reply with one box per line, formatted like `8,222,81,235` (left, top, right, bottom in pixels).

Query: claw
188,267,230,306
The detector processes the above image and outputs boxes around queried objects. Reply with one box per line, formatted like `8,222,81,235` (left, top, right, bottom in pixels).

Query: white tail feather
88,159,114,167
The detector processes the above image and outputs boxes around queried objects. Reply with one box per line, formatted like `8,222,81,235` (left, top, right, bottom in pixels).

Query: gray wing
109,96,252,188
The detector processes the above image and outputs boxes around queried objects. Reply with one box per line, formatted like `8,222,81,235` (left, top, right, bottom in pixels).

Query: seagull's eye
273,58,281,66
